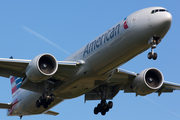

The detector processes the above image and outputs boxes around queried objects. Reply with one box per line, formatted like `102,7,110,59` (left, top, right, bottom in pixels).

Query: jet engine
25,53,58,83
132,68,164,96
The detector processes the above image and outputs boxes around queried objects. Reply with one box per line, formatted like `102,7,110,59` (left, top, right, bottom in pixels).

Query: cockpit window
151,9,169,14
159,9,165,12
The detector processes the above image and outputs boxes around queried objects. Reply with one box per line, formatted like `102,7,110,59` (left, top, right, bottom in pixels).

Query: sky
0,0,180,120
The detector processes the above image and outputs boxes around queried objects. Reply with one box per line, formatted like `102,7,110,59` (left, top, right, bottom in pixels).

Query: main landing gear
148,36,160,60
93,86,113,115
36,91,55,108
36,81,55,109
94,100,113,115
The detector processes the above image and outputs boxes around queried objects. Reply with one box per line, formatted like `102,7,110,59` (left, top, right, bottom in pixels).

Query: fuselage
8,7,172,116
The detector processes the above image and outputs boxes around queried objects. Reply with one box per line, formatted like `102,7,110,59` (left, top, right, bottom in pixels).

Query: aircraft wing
0,57,83,81
85,68,180,101
0,58,31,78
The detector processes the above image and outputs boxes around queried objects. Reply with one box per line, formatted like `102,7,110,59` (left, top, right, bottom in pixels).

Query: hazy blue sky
0,1,180,120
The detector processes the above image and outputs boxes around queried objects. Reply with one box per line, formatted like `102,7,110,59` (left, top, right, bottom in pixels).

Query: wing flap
85,68,137,101
43,110,59,116
85,86,119,101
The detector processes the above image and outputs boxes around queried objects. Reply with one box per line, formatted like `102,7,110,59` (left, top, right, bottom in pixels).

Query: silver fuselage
8,7,172,116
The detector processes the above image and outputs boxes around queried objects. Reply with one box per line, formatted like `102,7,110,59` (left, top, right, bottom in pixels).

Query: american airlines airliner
0,7,179,119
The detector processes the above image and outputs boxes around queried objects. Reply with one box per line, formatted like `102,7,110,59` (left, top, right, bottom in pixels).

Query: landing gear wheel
153,53,157,60
101,110,106,115
43,102,48,108
39,96,43,105
36,93,55,108
94,107,99,115
93,86,114,116
148,52,158,60
148,52,152,59
108,101,113,109
36,100,40,108
105,107,109,112
93,100,113,115
47,100,52,105
50,94,55,101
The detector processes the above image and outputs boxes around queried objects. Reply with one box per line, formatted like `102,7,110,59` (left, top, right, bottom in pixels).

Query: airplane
0,6,180,119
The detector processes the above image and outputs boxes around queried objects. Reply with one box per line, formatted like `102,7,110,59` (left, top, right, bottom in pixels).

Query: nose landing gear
148,36,160,60
148,45,157,60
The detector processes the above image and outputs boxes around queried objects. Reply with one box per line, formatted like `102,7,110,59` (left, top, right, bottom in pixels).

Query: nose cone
160,12,172,27
149,11,172,38
152,12,172,29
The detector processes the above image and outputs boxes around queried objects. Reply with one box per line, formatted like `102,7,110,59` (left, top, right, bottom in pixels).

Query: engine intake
26,53,58,83
132,68,164,96
39,55,56,74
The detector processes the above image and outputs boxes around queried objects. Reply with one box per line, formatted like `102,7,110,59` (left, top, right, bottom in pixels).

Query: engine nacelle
26,53,58,83
132,68,164,96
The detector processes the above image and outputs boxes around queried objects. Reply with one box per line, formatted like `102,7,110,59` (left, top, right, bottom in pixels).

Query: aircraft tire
101,110,106,115
43,102,48,109
36,100,40,108
50,94,55,101
148,52,152,59
47,100,51,105
153,53,157,60
108,101,113,109
94,107,99,115
39,96,43,105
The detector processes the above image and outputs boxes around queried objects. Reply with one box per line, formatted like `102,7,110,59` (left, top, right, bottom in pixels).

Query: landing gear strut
93,86,113,115
148,36,160,60
36,82,55,108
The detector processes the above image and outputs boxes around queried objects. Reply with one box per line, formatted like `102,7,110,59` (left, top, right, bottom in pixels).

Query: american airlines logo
83,19,129,57
83,24,121,57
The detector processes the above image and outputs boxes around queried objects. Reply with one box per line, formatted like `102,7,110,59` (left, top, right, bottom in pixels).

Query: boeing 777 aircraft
0,7,180,119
